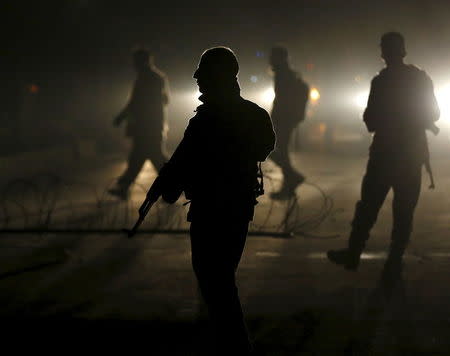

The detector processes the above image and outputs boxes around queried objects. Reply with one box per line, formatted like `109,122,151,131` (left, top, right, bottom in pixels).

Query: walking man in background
269,46,309,199
327,32,440,286
109,48,169,200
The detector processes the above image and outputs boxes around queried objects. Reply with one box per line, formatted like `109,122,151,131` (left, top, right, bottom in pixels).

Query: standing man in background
327,32,440,286
109,48,169,200
269,46,309,199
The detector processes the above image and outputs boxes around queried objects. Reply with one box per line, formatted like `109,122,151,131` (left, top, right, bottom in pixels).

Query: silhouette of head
193,47,239,94
380,32,406,65
133,49,153,72
270,46,289,70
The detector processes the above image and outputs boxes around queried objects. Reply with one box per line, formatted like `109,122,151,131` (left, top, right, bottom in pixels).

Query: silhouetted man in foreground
155,47,275,354
328,32,440,285
109,49,169,200
269,46,309,199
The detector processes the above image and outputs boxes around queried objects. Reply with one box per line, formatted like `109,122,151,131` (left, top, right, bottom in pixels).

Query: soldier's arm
161,75,170,106
113,79,138,126
363,78,380,133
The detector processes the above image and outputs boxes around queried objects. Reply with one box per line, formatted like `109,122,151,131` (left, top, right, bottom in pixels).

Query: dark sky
3,0,450,127
5,1,450,77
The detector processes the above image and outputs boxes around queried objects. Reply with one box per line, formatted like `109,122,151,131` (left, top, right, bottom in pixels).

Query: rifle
124,176,163,238
424,123,439,190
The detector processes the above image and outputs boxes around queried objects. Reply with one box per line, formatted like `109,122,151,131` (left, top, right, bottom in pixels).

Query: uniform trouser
270,123,302,186
117,136,166,189
348,155,422,261
190,217,251,355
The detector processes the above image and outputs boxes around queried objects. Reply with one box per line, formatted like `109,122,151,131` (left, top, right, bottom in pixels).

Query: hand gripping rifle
124,176,163,238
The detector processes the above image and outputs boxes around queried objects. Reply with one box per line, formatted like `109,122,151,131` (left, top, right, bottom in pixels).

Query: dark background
3,3,450,353
2,0,450,157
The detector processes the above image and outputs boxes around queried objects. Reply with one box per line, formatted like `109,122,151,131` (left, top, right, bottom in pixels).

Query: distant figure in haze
156,47,275,354
108,49,169,200
327,32,440,286
269,46,310,199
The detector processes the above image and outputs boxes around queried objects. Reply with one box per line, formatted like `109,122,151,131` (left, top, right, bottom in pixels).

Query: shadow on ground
4,279,450,356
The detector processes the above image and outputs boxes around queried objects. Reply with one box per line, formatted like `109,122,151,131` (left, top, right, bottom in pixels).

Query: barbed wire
0,171,338,239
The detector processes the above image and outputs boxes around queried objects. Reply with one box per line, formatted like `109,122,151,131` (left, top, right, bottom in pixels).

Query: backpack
292,77,310,122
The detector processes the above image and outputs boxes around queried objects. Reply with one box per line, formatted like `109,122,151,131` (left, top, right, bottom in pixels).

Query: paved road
1,150,450,354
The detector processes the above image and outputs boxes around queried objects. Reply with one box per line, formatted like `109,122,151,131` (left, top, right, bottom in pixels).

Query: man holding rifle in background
327,32,440,287
129,47,275,355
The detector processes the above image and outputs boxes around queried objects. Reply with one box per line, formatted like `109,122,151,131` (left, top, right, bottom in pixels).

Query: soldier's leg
190,218,251,355
380,164,421,286
270,126,304,197
117,139,147,189
348,157,391,252
389,164,422,261
269,127,290,170
328,157,390,270
347,184,390,256
147,136,168,173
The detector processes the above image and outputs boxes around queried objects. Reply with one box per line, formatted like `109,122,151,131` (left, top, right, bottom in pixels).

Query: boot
327,248,361,271
379,256,403,293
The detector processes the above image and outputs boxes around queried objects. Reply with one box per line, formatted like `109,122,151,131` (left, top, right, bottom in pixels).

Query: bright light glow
353,91,369,110
192,90,201,102
310,88,320,102
436,84,450,122
261,87,275,105
307,251,421,260
318,123,327,135
178,90,201,110
29,84,39,94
